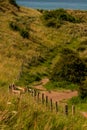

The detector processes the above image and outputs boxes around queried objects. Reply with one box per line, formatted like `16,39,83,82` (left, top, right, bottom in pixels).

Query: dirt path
41,90,78,102
33,78,78,102
33,78,87,118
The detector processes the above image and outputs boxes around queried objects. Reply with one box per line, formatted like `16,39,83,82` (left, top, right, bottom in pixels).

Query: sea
16,0,87,10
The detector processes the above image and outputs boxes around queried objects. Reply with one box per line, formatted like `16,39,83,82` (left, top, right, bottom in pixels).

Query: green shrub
77,46,86,52
45,80,78,90
9,0,19,8
18,71,41,85
37,9,44,13
9,21,29,39
51,48,86,84
79,79,87,99
77,40,87,52
42,9,81,28
44,18,61,28
20,29,29,39
9,21,19,31
69,96,87,104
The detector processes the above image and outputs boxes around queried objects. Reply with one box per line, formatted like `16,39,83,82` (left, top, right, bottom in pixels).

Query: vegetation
79,79,87,99
0,0,87,129
44,80,79,91
51,48,86,84
42,9,81,28
9,21,19,31
20,28,29,38
9,0,19,8
9,21,29,38
0,0,87,90
0,91,87,130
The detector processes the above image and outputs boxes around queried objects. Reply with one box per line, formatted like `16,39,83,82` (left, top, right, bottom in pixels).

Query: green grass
0,1,87,129
0,2,87,87
44,80,79,91
0,90,87,130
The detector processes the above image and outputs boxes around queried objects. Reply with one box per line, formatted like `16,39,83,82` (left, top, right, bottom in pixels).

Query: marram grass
0,90,87,130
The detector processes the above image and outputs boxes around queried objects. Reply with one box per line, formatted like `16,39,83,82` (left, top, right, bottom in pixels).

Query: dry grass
0,89,87,130
0,0,87,86
0,1,87,129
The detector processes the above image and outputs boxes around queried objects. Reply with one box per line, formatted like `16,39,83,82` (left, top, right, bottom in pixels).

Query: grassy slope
0,1,87,88
0,2,41,86
0,1,87,129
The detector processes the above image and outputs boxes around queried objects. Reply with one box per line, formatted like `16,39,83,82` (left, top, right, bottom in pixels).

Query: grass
44,80,79,91
0,1,87,129
0,89,87,130
0,3,87,87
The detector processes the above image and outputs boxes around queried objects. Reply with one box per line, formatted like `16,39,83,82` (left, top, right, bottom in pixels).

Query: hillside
0,1,87,129
0,0,87,89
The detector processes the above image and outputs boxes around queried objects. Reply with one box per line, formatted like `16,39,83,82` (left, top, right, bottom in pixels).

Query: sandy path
33,78,78,102
33,78,87,118
42,90,78,102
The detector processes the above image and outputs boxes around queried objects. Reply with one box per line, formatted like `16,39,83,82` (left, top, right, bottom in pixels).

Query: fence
28,88,76,116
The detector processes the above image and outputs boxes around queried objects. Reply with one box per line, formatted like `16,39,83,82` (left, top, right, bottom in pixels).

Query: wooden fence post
37,92,40,102
46,96,48,107
64,104,68,115
50,99,53,111
34,89,36,99
31,90,34,97
55,101,58,113
72,105,75,115
42,93,44,104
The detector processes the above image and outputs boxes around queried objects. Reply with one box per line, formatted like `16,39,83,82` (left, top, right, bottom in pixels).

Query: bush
37,9,44,13
9,0,19,8
51,48,86,84
79,79,87,99
18,71,41,85
45,80,78,90
77,46,86,52
20,29,29,39
77,40,87,52
9,21,29,39
9,21,19,31
42,9,81,28
44,18,61,28
69,96,87,104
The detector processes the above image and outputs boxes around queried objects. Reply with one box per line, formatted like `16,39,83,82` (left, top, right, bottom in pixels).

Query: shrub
9,0,19,8
45,80,78,90
69,96,87,104
9,21,29,39
37,9,44,13
79,79,87,99
42,9,81,28
9,21,19,31
77,46,86,52
20,29,29,39
44,18,61,28
77,40,87,52
51,48,86,84
18,71,41,85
